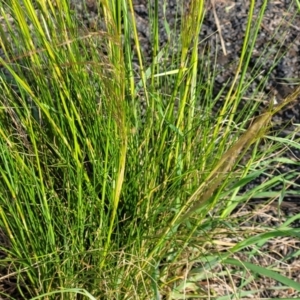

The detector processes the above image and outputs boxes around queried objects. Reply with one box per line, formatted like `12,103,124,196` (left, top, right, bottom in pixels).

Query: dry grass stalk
180,85,300,222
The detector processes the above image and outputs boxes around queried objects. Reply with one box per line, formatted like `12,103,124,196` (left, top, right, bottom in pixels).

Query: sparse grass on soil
0,0,300,299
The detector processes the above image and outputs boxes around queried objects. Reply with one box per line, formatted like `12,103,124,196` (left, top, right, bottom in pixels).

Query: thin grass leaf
224,258,300,292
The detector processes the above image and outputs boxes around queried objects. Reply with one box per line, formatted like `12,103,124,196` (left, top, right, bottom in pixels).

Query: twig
211,0,227,56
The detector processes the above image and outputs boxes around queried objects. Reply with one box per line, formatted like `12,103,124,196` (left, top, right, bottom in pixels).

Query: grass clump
0,0,300,298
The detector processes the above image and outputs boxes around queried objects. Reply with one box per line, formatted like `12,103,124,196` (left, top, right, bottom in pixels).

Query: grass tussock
0,0,299,298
